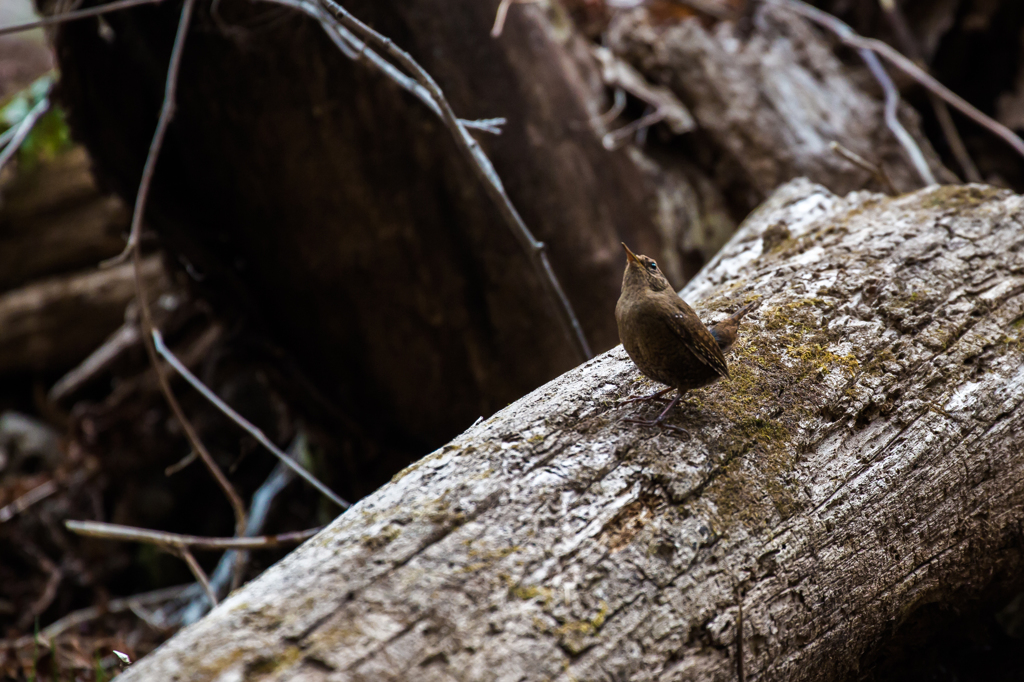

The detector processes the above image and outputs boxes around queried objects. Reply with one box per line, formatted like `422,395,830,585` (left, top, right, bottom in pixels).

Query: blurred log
0,146,129,292
607,3,955,204
118,180,1024,681
0,255,167,374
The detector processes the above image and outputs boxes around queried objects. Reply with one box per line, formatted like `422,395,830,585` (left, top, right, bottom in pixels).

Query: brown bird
615,243,755,433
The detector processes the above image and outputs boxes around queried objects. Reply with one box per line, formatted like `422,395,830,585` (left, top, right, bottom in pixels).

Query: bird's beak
621,242,640,265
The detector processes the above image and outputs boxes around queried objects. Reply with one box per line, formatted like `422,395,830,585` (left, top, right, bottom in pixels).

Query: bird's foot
620,387,673,405
621,394,690,436
622,415,691,436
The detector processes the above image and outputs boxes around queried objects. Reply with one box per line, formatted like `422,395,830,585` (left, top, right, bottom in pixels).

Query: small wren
615,243,755,432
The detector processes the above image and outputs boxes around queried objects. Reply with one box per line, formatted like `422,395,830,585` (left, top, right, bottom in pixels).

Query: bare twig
65,519,320,549
177,546,217,606
0,120,18,150
0,584,195,649
164,449,198,475
49,323,141,402
318,0,592,361
265,2,589,360
862,45,936,186
0,480,58,523
102,0,196,268
256,0,505,136
463,117,508,135
18,547,63,630
181,452,302,623
829,141,897,194
0,0,166,37
603,108,667,150
134,259,248,537
931,95,982,183
100,0,249,540
771,0,1024,163
0,97,50,175
152,329,351,509
491,0,541,38
877,0,982,183
599,88,627,127
26,565,62,628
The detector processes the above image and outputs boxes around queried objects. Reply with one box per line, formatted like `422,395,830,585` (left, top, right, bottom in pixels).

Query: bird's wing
663,309,730,379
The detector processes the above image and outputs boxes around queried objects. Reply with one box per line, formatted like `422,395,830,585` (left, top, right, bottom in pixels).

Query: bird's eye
647,261,658,271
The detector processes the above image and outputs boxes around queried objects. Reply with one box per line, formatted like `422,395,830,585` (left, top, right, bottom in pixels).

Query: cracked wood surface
122,179,1024,681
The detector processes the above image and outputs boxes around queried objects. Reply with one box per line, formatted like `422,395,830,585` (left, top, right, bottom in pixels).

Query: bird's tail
710,300,759,353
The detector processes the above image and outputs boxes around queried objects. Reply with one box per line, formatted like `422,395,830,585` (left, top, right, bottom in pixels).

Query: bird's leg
620,387,673,405
623,394,690,435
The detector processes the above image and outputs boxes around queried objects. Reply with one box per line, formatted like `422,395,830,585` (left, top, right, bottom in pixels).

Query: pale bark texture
118,179,1024,681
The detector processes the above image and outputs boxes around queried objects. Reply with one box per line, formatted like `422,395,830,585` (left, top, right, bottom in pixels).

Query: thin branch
603,108,668,150
25,564,62,628
317,0,592,361
0,0,166,37
860,44,936,185
180,453,302,623
592,46,695,136
829,141,897,194
0,118,19,149
462,117,507,135
100,0,249,539
876,0,982,183
771,0,1024,163
599,88,627,127
177,546,217,607
164,449,198,475
932,94,982,182
49,322,141,402
0,584,195,649
134,257,249,538
491,0,514,38
491,0,541,38
65,519,321,549
0,480,58,523
152,329,351,509
0,97,50,174
256,0,504,135
102,0,196,267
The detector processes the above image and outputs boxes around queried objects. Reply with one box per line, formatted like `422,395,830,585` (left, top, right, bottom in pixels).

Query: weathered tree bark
118,179,1024,681
43,0,950,488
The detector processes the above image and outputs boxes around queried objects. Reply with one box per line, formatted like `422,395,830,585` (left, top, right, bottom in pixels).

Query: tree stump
117,178,1024,681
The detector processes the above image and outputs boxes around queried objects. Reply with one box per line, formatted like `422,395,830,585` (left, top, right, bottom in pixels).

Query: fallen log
118,178,1024,680
0,146,129,292
0,255,167,374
